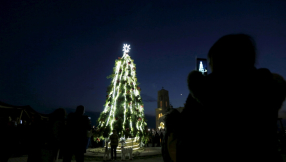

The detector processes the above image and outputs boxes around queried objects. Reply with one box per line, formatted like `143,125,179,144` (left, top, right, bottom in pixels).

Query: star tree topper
123,44,131,53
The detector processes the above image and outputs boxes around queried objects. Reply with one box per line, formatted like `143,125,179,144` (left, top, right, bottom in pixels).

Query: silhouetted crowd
0,105,164,162
0,105,92,162
150,129,164,147
162,34,286,162
141,128,165,147
0,116,30,162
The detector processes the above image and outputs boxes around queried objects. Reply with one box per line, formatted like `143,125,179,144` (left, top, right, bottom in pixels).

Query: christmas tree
199,61,207,75
95,44,148,145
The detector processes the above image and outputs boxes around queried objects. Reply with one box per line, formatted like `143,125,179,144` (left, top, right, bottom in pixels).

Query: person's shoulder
184,93,197,106
256,68,271,76
164,109,181,126
254,68,273,82
257,68,270,73
165,108,179,118
187,70,206,88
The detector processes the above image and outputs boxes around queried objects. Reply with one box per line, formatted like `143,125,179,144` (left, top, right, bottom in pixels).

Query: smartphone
20,120,22,124
196,58,208,76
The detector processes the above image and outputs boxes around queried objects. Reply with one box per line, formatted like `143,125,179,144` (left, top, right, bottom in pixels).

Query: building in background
155,88,171,130
0,101,49,124
155,88,185,130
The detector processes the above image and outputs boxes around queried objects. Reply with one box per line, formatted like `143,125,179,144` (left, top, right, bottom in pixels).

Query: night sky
1,0,286,118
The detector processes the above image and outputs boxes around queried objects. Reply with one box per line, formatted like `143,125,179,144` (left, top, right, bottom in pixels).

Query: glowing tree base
106,138,140,151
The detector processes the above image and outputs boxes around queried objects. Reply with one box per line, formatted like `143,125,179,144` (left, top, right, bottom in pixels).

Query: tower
157,87,170,113
155,87,170,129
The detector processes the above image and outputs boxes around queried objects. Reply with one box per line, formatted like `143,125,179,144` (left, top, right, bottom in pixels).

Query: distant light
181,94,182,95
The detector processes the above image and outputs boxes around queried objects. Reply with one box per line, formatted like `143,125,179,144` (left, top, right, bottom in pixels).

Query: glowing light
132,147,140,150
129,101,133,114
106,60,122,128
139,120,143,131
199,61,207,74
136,120,139,131
160,122,165,129
123,44,131,53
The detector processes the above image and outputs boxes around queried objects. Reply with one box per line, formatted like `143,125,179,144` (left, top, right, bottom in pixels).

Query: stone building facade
155,88,185,130
155,88,170,129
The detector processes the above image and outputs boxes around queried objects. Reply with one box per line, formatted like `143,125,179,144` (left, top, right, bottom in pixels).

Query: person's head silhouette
75,105,85,115
50,108,66,121
208,34,256,73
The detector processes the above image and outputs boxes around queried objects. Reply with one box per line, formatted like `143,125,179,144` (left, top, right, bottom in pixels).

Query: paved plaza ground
7,147,286,162
7,147,163,162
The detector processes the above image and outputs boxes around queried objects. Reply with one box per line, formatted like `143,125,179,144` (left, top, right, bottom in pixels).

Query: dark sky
1,0,286,117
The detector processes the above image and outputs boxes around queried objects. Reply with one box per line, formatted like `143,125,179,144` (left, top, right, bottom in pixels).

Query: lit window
160,101,162,107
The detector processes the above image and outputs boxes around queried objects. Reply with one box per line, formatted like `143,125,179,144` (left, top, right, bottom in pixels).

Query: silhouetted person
18,119,30,155
109,129,119,160
149,131,153,147
152,129,155,147
63,105,91,162
86,117,92,149
155,131,160,147
46,108,66,162
91,127,96,148
162,109,181,162
145,132,150,147
176,34,285,162
159,130,164,147
144,131,149,147
27,115,44,162
27,108,66,162
0,116,17,162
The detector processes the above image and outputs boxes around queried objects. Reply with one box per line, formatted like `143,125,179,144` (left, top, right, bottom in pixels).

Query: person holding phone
176,34,285,162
